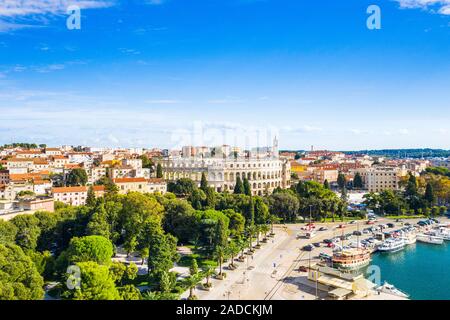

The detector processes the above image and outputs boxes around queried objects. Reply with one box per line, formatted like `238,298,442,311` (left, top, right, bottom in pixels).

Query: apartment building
52,185,105,206
365,166,407,192
113,177,167,195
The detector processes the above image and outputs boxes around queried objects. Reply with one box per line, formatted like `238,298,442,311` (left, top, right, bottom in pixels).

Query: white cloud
395,0,450,15
0,0,114,17
0,0,115,32
145,99,185,104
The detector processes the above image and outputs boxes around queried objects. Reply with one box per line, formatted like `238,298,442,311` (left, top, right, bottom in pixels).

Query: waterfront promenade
182,217,422,300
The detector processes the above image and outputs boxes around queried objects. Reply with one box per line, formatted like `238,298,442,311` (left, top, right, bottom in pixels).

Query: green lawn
321,216,365,223
177,252,218,268
384,215,426,219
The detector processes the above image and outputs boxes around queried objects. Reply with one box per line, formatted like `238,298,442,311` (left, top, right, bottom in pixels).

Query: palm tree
203,266,215,288
227,241,240,268
268,215,279,236
186,274,200,300
214,245,226,277
261,224,270,240
246,225,256,252
255,225,262,246
237,237,246,260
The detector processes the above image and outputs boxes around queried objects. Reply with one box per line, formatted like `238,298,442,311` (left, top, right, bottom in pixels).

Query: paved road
185,216,449,300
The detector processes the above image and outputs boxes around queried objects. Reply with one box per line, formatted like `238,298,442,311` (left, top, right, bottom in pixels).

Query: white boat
433,228,450,241
416,233,444,244
376,282,409,298
377,238,405,252
400,232,416,245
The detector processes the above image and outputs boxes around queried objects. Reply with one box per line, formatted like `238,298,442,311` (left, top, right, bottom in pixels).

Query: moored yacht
377,238,405,253
432,228,450,241
416,233,444,244
376,282,409,299
400,232,416,245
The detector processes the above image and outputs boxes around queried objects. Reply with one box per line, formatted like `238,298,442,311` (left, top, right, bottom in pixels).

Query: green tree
0,220,18,245
213,216,229,251
188,188,206,210
64,261,121,300
223,209,245,238
162,198,199,244
66,168,88,186
203,265,215,287
227,240,240,268
120,192,164,255
86,203,111,239
213,245,226,277
159,270,172,293
353,172,363,189
140,154,154,169
147,230,178,279
86,186,96,207
189,258,199,276
268,192,300,223
234,176,244,194
34,210,60,251
243,178,252,196
0,243,45,300
200,172,208,191
254,196,269,225
104,178,119,198
203,187,216,209
425,182,436,206
156,163,163,178
10,215,41,250
337,173,346,190
118,284,142,300
109,261,126,284
186,274,201,300
65,236,114,265
167,178,197,197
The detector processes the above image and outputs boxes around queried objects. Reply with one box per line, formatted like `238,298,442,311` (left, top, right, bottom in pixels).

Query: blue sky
0,0,449,150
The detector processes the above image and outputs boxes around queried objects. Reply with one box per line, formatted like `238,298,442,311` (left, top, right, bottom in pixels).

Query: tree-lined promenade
1,168,448,300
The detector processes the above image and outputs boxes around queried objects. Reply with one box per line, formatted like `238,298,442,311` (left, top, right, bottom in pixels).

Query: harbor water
370,241,450,300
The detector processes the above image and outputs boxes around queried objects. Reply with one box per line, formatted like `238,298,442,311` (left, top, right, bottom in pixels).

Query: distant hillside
280,149,450,159
341,149,450,159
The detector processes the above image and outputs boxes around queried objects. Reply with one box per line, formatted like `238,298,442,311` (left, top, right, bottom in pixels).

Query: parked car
298,266,309,272
387,223,395,228
323,239,333,244
327,242,335,248
353,231,362,236
338,224,345,229
348,220,357,224
302,244,314,251
366,220,375,225
313,242,321,247
318,227,328,231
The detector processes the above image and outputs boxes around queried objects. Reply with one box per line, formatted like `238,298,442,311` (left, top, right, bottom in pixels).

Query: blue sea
370,241,450,300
